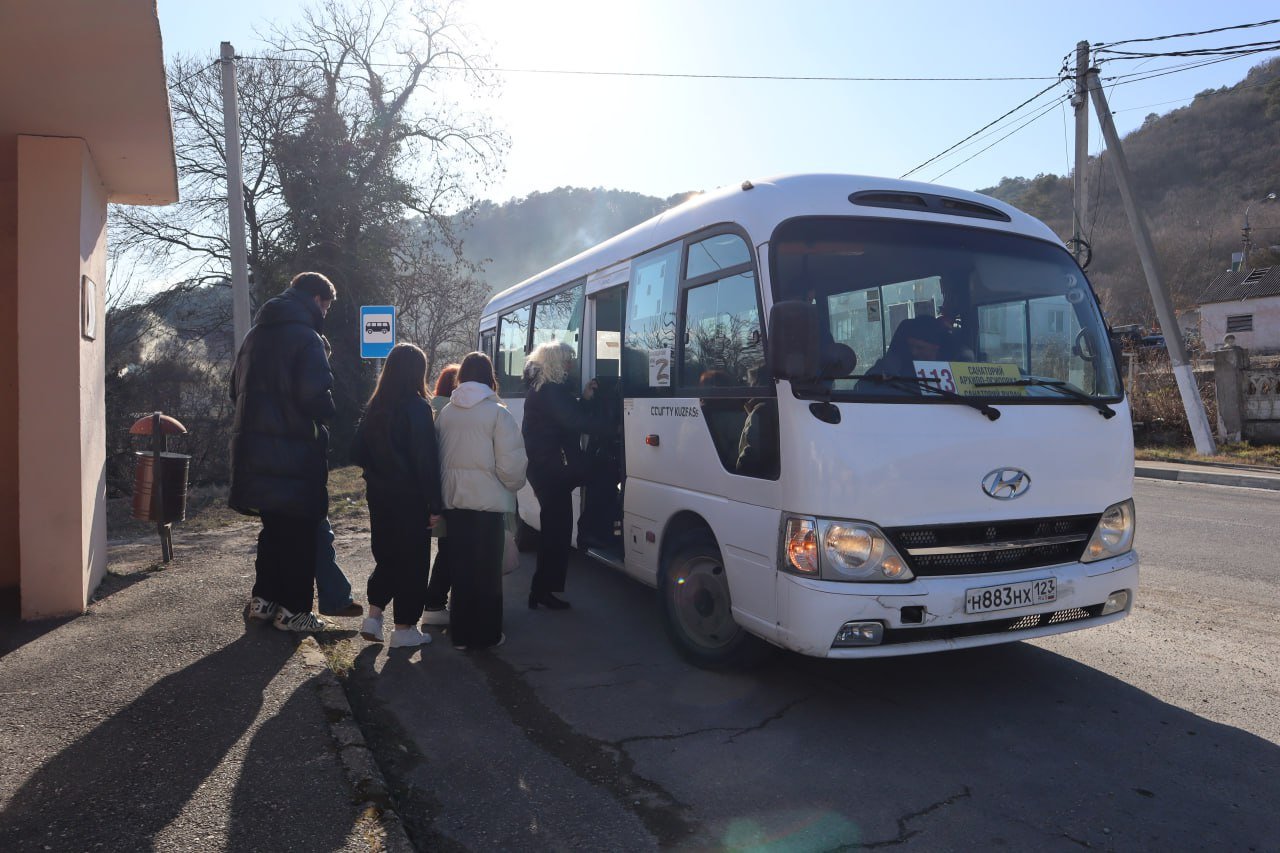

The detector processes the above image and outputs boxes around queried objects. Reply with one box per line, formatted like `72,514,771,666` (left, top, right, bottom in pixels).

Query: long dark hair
362,343,429,442
456,351,497,390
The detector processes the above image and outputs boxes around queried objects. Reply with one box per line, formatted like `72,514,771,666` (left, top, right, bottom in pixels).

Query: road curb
300,636,415,853
1135,465,1280,491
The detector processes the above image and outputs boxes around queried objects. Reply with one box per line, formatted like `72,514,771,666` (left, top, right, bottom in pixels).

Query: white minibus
478,174,1137,666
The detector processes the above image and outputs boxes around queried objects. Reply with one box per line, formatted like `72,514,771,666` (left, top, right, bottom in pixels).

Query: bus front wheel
660,534,763,669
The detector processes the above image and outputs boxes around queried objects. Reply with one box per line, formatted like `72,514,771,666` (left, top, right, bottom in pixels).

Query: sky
156,0,1280,204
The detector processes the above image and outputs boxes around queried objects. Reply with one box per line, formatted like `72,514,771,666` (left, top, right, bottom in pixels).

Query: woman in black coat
521,341,611,610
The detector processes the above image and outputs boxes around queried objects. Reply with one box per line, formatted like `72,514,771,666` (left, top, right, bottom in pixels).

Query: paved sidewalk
1134,459,1280,491
0,523,407,853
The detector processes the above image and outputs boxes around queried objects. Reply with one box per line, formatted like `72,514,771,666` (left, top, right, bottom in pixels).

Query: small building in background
1196,266,1280,353
0,1,178,619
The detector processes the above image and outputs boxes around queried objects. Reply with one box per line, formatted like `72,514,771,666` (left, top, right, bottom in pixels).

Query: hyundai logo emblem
982,468,1031,500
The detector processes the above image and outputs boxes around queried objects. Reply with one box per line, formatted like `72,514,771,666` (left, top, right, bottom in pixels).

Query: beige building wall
0,137,17,592
16,135,108,618
1201,296,1280,353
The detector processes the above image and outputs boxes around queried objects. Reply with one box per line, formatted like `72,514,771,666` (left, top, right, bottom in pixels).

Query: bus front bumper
773,551,1139,659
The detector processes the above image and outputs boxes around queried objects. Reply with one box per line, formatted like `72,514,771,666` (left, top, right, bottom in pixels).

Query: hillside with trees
981,57,1280,328
455,187,698,294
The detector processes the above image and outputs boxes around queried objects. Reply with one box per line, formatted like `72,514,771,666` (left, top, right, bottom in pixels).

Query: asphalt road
333,479,1280,852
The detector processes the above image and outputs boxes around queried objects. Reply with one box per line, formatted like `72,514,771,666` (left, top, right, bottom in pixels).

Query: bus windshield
771,217,1122,402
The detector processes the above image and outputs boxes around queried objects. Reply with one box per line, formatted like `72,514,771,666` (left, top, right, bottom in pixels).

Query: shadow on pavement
0,632,324,851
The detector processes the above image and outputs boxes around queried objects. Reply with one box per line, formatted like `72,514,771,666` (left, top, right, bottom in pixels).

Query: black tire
659,533,766,670
514,516,540,552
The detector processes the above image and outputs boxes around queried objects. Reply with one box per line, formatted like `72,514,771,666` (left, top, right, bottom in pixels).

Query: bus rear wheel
660,534,763,669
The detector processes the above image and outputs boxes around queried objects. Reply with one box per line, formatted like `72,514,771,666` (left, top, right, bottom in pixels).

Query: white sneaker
360,615,384,643
421,608,450,626
273,607,330,633
390,626,432,648
246,596,277,621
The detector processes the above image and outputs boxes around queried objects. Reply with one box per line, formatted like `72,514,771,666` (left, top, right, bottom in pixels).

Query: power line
931,92,1070,179
900,79,1067,179
233,52,1059,82
1093,18,1280,51
1103,50,1278,88
168,60,219,91
1097,38,1280,60
1110,75,1279,114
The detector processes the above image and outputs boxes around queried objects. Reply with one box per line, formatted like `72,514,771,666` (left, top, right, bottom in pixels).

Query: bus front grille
886,514,1100,576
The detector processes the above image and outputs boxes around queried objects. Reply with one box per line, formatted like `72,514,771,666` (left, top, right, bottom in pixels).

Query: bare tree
108,0,507,460
390,224,491,380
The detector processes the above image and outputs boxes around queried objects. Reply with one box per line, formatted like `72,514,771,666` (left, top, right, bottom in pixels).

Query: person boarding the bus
521,341,611,610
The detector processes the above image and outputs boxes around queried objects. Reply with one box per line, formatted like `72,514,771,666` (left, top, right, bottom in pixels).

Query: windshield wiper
973,377,1116,419
853,374,1001,421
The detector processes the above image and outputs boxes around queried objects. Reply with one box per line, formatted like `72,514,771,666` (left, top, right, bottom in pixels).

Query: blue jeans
315,517,354,612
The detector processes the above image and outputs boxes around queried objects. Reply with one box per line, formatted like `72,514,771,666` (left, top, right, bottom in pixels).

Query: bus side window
479,328,496,362
623,243,681,398
531,283,585,389
497,306,531,396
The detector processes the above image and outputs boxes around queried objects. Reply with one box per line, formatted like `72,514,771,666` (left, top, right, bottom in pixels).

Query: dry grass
107,466,368,541
1135,442,1280,469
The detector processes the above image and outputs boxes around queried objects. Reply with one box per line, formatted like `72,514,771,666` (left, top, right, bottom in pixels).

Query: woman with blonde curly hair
521,341,610,610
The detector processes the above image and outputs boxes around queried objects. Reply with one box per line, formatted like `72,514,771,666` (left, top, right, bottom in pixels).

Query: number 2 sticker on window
649,348,671,387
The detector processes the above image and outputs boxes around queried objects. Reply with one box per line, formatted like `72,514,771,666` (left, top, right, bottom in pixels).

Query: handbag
502,525,519,573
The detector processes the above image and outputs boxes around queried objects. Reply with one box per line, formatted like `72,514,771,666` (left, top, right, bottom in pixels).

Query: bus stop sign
360,305,395,359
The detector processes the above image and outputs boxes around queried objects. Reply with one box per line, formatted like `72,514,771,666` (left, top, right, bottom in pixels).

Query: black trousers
253,512,319,614
424,534,452,611
366,498,432,626
445,509,504,648
529,472,573,597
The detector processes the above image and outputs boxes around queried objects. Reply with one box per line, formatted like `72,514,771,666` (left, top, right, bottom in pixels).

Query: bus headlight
1082,499,1135,562
822,522,913,582
781,517,914,581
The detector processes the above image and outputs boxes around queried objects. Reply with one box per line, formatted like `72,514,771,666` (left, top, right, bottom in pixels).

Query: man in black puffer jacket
230,272,337,632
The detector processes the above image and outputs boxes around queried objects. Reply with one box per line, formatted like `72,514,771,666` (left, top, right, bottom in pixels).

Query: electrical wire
1102,50,1278,88
900,79,1067,179
1093,18,1280,51
1097,39,1280,60
931,92,1070,179
233,52,1059,82
168,60,220,91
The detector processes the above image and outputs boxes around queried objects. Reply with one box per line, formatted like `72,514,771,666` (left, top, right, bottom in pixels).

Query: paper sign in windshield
911,361,1027,397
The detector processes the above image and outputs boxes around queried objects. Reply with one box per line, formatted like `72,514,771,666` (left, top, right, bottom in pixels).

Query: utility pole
1071,41,1090,265
1086,69,1217,456
220,42,252,352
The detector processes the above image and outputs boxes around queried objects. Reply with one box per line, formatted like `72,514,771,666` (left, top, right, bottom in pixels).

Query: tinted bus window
686,232,751,280
682,271,765,389
498,306,530,395
531,284,585,387
624,243,680,396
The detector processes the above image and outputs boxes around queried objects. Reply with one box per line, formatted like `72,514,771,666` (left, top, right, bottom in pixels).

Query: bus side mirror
767,301,822,382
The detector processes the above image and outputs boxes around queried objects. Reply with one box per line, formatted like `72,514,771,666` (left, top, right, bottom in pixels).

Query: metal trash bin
131,452,190,523
129,412,189,562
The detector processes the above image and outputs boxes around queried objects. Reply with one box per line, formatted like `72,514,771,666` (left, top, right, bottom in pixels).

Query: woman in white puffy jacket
435,351,528,649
